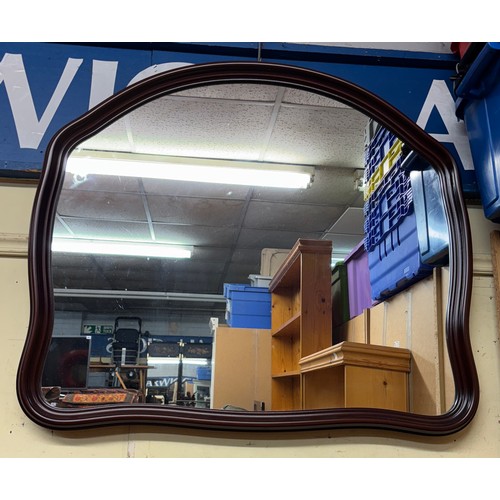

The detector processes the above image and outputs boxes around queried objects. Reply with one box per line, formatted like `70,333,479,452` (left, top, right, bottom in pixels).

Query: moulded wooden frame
17,61,479,435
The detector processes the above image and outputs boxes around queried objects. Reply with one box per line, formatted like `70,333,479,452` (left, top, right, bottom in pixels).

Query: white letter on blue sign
416,79,474,171
0,53,83,149
89,60,119,109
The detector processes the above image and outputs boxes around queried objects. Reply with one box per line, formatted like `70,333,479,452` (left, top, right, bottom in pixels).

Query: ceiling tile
237,228,322,249
57,191,146,221
172,83,281,101
243,200,345,232
55,218,152,241
322,233,365,257
153,223,238,247
126,98,275,160
62,172,142,193
147,195,246,226
223,262,263,286
142,177,250,199
264,106,367,168
326,207,365,235
78,117,131,152
282,88,351,108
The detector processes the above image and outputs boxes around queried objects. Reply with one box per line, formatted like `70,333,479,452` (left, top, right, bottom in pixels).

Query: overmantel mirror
17,61,479,435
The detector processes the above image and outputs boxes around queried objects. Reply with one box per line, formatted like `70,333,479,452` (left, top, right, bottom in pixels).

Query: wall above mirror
17,61,479,435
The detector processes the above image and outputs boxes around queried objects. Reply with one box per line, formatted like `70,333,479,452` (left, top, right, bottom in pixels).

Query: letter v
0,53,83,149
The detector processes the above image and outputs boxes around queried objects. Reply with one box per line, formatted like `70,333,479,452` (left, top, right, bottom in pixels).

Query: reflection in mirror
44,82,452,416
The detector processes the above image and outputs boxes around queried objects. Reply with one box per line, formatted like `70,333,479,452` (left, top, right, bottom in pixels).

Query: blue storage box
456,42,500,221
364,129,433,301
223,284,271,329
196,366,212,380
410,168,449,265
364,127,403,201
367,210,433,300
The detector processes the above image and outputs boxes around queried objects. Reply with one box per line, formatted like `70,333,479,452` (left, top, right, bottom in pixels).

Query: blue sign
0,42,476,194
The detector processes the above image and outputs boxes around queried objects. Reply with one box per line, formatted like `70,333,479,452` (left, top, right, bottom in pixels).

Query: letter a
416,79,474,170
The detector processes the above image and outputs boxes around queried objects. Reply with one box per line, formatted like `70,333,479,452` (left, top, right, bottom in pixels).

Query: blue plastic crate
410,167,449,265
227,296,271,316
364,127,403,200
225,311,271,329
223,283,270,300
364,164,413,252
364,130,434,301
223,283,271,329
196,366,212,381
456,42,500,221
364,127,399,178
367,210,433,301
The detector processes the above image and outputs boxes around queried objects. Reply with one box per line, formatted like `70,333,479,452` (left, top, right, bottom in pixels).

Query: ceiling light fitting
67,151,314,189
52,238,193,259
149,357,208,366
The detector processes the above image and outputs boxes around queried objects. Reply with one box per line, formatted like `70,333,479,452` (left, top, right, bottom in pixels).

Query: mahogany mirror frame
16,61,479,435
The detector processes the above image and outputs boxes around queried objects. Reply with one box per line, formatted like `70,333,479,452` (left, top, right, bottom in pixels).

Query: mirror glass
43,82,453,416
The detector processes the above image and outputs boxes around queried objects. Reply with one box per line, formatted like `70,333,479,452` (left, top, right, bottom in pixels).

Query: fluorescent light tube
52,238,192,259
67,151,314,189
149,357,208,366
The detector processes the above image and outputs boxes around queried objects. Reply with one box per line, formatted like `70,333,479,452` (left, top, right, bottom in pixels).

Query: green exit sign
82,324,114,335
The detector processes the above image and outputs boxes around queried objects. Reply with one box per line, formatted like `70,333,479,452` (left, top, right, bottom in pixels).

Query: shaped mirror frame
17,61,479,435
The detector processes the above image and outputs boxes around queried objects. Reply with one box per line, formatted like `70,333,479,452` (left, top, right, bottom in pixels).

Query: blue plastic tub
456,42,500,221
364,164,412,253
364,129,434,301
224,311,271,329
410,168,449,265
223,284,271,328
367,210,433,301
197,366,212,381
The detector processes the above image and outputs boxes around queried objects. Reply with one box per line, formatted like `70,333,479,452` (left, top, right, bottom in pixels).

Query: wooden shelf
269,239,332,292
272,312,300,337
270,239,333,410
270,240,411,412
271,370,300,378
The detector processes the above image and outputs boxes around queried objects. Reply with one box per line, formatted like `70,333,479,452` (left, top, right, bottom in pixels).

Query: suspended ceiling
52,82,370,315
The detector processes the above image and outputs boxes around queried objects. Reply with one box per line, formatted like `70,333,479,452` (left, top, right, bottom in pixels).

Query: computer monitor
41,335,92,391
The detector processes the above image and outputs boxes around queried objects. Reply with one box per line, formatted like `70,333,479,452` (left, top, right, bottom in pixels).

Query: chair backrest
112,317,144,366
114,328,140,344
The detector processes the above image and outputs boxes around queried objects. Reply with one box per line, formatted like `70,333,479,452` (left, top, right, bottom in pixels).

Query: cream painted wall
0,183,499,457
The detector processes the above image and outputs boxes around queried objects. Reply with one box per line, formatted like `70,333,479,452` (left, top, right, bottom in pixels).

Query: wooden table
89,363,154,397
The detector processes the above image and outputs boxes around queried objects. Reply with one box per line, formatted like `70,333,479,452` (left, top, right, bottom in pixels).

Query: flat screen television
42,335,92,390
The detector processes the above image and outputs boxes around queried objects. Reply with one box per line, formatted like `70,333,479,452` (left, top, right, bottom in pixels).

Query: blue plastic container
364,164,412,253
410,168,449,265
224,311,271,329
364,127,402,201
196,366,212,381
456,42,500,221
223,284,271,329
367,210,433,301
364,129,433,301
